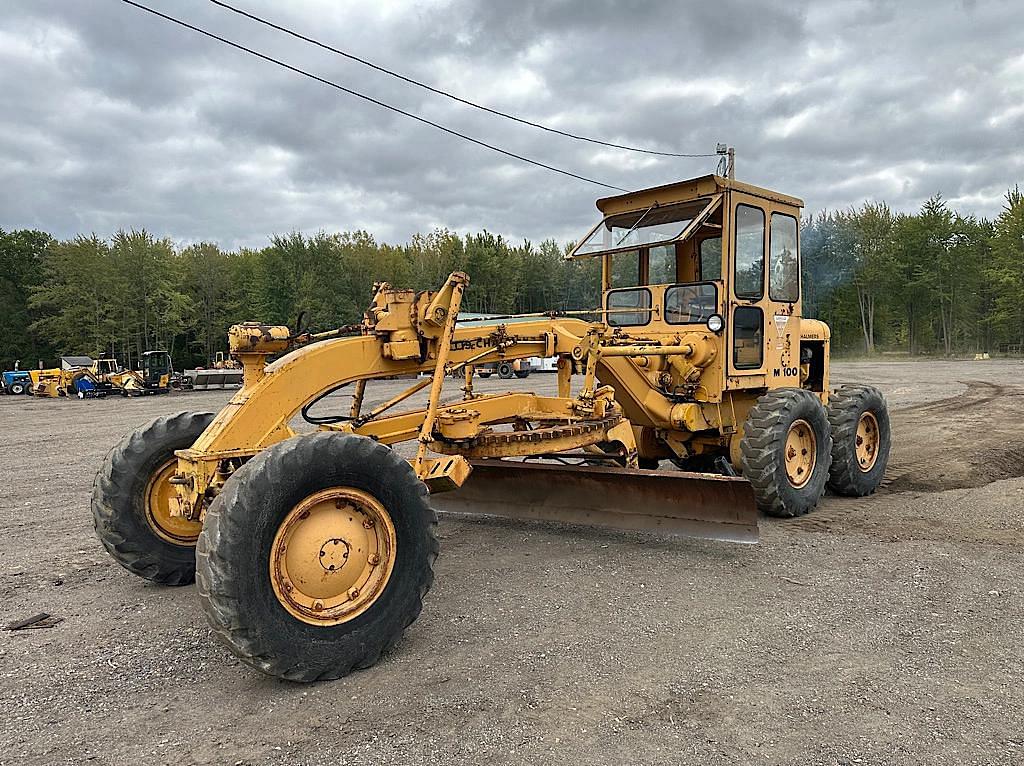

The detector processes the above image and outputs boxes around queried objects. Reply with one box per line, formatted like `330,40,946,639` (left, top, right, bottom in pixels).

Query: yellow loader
93,175,890,681
29,367,71,398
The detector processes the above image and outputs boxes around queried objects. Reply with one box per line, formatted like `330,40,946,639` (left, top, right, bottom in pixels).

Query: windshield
574,199,712,257
145,353,169,376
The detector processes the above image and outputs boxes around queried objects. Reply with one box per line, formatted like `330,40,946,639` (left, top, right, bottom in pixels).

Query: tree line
0,228,599,372
1,187,1021,372
803,189,1024,356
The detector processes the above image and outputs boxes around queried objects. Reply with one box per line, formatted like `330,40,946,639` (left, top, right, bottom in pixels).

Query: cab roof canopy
595,174,803,216
568,174,803,260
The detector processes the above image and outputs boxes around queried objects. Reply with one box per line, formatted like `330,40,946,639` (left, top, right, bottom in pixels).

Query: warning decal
773,314,789,337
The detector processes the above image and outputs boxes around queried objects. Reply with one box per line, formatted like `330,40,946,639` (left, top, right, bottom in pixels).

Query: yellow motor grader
93,175,890,681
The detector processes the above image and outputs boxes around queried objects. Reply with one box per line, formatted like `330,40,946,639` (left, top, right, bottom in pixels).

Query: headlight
706,313,724,334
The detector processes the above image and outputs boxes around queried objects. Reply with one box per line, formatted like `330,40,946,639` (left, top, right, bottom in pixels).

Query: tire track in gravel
883,380,1024,492
890,379,1011,415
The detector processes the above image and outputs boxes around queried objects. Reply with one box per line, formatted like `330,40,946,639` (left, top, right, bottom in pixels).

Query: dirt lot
1,360,1023,765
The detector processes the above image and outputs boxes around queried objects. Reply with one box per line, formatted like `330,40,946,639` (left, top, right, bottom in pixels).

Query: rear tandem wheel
827,384,891,496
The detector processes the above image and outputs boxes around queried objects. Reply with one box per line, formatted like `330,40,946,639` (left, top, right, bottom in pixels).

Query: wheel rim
855,411,880,472
784,419,817,488
145,458,202,546
270,487,397,626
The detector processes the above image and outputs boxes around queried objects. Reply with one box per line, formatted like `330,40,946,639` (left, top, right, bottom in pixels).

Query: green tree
847,203,897,354
801,212,860,352
109,230,189,365
180,242,237,364
0,229,52,369
989,186,1024,347
30,235,117,358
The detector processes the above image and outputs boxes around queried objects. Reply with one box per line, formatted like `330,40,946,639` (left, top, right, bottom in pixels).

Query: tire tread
92,411,214,585
196,432,437,682
826,384,890,496
739,389,832,518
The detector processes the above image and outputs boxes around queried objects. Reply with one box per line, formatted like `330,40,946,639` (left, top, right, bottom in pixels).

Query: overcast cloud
1,0,1021,249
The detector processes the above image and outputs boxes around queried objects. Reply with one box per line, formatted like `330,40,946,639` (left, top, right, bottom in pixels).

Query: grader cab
93,175,891,682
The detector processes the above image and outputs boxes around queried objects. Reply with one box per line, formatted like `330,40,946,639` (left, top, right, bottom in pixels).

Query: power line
120,0,630,192
208,0,716,160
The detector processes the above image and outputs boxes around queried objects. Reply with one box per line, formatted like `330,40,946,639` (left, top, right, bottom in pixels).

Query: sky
1,0,1022,250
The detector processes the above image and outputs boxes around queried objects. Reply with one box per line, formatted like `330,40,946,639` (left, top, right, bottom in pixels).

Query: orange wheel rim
855,412,880,472
145,458,202,546
784,419,817,488
269,487,397,626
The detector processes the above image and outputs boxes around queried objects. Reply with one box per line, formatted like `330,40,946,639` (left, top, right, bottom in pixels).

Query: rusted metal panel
430,460,759,544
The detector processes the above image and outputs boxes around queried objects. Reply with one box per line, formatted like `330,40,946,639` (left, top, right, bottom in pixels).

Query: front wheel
196,433,438,682
92,411,214,585
9,382,26,395
740,389,832,518
827,385,891,496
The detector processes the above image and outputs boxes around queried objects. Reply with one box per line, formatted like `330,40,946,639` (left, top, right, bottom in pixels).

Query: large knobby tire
196,432,438,682
497,362,514,379
827,385,891,496
740,388,832,518
92,411,214,585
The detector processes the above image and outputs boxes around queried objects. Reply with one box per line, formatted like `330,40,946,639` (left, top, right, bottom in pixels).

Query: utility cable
208,0,716,159
120,0,630,192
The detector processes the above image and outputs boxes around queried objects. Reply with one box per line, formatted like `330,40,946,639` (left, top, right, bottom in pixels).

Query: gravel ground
1,359,1023,765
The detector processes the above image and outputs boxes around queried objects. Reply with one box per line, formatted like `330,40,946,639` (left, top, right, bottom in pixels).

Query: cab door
764,208,801,387
725,192,801,390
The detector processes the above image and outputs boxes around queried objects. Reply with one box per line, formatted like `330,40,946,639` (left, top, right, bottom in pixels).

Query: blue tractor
2,369,32,395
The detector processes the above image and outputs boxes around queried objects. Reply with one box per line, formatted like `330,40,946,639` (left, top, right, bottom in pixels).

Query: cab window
609,250,640,288
699,237,722,280
648,245,676,285
769,213,799,302
606,288,651,326
734,205,765,298
733,306,763,369
665,284,717,325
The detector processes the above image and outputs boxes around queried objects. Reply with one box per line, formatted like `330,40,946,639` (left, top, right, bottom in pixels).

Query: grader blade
430,460,759,543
